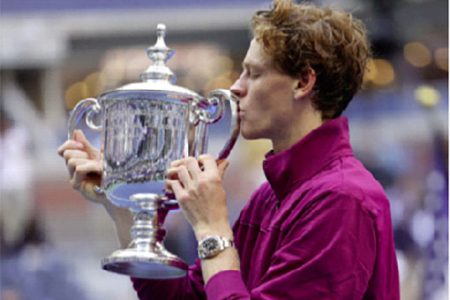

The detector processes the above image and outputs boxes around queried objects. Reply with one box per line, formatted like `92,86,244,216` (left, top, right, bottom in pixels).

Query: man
58,0,400,299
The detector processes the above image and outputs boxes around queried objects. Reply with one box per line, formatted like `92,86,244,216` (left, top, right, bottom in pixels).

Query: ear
293,68,316,101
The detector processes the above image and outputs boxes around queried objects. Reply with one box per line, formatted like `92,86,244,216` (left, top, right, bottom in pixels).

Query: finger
57,140,84,156
176,165,192,188
166,180,188,202
217,159,230,178
73,130,100,160
169,159,184,168
198,154,218,174
63,149,89,162
71,160,102,190
184,157,202,180
67,157,92,178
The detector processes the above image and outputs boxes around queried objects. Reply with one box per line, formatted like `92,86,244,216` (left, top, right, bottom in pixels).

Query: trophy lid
112,24,198,98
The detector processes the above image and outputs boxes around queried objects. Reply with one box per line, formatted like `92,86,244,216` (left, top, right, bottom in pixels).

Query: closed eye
245,68,260,79
249,71,260,79
242,62,263,79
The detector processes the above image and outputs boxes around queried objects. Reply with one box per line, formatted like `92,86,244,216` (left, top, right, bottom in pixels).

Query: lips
238,109,245,119
237,103,245,119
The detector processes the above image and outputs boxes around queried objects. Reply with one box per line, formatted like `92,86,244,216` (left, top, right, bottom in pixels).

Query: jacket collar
263,116,354,200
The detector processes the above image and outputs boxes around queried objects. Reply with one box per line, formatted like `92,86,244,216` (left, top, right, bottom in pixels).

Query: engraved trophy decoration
67,24,239,279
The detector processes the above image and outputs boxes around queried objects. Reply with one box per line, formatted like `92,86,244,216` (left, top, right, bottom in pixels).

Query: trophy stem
129,195,163,252
101,193,188,279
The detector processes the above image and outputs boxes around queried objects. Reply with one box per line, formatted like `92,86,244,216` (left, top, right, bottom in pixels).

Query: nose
230,75,246,98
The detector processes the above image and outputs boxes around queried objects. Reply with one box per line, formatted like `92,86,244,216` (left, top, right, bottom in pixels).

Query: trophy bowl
67,24,239,279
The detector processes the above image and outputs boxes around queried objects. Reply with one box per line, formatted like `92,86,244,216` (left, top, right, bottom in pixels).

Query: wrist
193,223,233,242
197,235,235,260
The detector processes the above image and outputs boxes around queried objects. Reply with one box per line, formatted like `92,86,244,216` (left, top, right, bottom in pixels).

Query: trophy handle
67,98,104,195
203,89,240,160
68,98,103,139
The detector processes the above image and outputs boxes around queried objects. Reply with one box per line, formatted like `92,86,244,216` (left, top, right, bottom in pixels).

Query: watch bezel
198,236,233,259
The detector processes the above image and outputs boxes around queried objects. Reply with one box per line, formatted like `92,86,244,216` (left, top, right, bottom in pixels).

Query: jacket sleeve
131,258,207,300
204,192,378,300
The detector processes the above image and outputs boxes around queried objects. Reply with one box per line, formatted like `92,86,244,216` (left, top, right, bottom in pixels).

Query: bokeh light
364,58,396,86
404,42,433,68
414,85,441,108
434,47,448,71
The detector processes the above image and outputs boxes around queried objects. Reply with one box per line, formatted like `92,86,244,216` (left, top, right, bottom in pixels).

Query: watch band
197,236,234,260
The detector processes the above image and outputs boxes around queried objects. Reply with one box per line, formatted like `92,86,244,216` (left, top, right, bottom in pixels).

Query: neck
271,106,324,153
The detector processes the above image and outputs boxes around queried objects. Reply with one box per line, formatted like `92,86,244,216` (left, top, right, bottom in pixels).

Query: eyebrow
242,61,263,70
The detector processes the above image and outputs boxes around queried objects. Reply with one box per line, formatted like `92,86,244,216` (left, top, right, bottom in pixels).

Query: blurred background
0,0,447,299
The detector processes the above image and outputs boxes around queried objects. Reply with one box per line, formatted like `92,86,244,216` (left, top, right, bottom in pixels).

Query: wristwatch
197,236,234,259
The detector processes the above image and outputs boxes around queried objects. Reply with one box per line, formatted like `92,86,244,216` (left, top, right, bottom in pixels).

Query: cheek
247,86,271,111
245,76,294,118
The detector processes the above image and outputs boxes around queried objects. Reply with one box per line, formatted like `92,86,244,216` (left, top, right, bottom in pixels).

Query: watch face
199,236,232,259
203,238,219,251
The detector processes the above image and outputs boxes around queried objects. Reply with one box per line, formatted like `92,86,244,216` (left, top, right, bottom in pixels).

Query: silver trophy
67,24,239,279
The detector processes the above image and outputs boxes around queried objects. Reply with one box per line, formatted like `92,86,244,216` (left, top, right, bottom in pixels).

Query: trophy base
102,246,188,279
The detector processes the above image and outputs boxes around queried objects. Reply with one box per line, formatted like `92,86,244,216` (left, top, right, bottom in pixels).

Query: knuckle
199,154,213,160
177,193,190,203
67,158,76,168
187,186,197,196
63,150,72,160
197,177,208,187
197,177,215,190
185,156,196,164
74,164,87,174
170,159,181,167
208,174,221,184
178,165,187,173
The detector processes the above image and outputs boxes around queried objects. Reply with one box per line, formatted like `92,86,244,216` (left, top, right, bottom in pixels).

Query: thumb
217,159,230,179
73,130,100,160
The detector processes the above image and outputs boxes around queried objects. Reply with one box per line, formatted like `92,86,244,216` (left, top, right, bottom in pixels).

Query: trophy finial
141,23,176,83
153,24,169,55
156,24,166,38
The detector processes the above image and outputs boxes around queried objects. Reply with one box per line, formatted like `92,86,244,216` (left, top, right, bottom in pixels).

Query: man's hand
57,129,133,248
57,130,106,205
165,155,233,241
166,155,240,284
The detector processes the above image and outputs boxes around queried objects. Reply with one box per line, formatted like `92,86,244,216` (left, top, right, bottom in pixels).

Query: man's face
230,39,298,142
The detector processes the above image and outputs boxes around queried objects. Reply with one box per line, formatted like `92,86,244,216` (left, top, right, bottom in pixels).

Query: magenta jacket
132,116,400,299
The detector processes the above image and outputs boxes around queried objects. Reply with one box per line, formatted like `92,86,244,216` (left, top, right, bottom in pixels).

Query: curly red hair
251,0,371,119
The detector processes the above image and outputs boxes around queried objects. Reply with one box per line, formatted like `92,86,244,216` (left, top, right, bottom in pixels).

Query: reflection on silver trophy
67,24,239,279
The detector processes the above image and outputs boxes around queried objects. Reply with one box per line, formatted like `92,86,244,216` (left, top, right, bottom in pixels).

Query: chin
240,127,265,140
